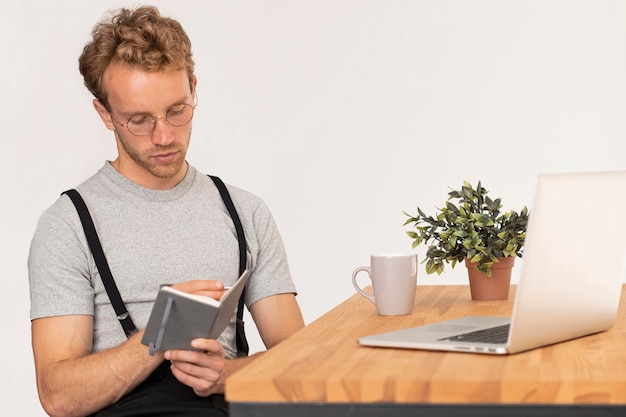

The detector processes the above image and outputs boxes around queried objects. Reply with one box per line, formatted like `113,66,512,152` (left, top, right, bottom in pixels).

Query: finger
165,339,224,365
170,355,223,379
166,342,226,397
171,280,225,295
170,364,221,397
191,338,225,354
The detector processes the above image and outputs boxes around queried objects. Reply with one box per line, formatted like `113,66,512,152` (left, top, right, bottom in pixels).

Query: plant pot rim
464,256,516,269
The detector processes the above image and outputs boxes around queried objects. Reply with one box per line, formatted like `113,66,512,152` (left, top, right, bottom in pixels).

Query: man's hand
164,338,226,396
170,279,228,301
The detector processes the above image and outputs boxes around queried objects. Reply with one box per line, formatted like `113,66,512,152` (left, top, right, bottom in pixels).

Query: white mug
352,253,418,315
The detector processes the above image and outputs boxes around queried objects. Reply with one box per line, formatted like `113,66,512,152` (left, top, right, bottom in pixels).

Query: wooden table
225,285,626,416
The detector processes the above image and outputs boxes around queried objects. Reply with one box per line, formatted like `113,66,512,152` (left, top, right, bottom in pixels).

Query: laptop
358,171,626,355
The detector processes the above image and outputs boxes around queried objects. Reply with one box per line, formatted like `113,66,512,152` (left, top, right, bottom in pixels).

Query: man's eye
168,105,186,116
128,115,152,125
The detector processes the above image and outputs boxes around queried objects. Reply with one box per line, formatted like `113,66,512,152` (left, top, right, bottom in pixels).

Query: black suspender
62,175,249,356
208,176,249,356
62,189,137,337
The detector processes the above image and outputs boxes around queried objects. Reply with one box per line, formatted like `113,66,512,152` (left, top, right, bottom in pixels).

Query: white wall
3,1,626,414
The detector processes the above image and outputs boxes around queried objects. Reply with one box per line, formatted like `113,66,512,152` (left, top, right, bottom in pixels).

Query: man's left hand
164,338,225,396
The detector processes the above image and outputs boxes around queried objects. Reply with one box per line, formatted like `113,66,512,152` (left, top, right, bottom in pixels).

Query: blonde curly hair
79,6,195,109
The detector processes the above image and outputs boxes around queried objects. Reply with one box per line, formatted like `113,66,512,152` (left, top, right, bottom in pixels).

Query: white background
3,1,626,414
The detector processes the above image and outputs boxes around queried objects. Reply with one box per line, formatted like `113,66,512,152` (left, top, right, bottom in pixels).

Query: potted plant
403,180,529,300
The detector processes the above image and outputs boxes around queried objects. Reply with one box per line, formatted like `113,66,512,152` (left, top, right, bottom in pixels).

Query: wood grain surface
225,285,626,404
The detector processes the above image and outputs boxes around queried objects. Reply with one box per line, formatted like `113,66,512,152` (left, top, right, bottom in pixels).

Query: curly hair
79,6,195,108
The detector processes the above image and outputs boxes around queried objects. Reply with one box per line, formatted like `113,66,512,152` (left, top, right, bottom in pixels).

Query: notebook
358,170,626,355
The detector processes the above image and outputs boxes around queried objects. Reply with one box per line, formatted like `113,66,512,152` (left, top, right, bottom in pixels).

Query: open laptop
358,171,626,355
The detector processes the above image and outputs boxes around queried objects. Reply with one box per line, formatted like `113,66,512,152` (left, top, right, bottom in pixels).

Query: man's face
94,62,196,190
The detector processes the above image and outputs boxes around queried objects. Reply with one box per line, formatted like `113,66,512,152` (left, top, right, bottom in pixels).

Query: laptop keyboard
438,324,510,344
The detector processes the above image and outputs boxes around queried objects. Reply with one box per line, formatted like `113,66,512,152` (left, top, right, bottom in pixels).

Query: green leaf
425,259,439,275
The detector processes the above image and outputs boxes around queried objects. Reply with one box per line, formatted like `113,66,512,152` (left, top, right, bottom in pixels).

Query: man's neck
110,159,188,190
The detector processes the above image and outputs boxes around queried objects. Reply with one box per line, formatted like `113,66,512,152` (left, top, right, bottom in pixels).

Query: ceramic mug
352,253,418,315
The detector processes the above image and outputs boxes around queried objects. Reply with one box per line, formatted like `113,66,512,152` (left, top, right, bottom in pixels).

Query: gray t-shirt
28,162,296,358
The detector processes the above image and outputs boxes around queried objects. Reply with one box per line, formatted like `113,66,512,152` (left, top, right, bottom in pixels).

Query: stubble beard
116,130,191,180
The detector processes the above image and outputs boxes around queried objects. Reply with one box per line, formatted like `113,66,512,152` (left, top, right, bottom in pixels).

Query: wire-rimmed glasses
112,102,197,136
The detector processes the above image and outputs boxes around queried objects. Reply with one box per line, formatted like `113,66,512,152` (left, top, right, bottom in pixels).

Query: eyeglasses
111,102,197,136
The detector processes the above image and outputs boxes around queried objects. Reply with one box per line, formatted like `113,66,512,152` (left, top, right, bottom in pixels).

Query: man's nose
151,116,175,146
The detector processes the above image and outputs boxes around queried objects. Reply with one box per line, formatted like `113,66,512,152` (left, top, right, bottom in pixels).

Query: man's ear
93,99,115,131
191,75,197,97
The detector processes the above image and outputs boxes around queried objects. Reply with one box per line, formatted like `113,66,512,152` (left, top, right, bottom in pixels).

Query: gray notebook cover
141,269,249,354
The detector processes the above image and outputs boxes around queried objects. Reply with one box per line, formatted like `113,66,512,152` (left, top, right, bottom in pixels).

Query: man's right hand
170,279,229,301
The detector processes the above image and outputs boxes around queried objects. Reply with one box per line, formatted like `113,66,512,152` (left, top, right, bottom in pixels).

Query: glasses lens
166,104,194,127
126,114,154,136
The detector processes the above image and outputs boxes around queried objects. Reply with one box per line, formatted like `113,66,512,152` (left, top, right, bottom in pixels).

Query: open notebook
358,171,626,354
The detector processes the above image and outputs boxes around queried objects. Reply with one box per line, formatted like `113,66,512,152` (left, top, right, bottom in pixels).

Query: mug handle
352,266,376,305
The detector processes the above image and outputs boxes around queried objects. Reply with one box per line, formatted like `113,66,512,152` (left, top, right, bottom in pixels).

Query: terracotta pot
465,257,515,301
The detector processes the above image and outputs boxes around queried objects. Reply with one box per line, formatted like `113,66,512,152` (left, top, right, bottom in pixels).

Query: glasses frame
109,93,198,137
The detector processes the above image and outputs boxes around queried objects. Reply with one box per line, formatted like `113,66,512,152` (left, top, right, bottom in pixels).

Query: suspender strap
209,175,249,356
62,189,137,337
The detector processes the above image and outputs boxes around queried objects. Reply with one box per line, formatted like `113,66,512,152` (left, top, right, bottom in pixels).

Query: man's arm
249,292,304,349
166,292,305,396
31,315,162,417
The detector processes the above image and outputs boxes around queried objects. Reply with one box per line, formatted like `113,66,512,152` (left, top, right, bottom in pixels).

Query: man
28,6,304,417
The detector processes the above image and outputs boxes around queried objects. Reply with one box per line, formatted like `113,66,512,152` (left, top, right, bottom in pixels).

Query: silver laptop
358,171,626,355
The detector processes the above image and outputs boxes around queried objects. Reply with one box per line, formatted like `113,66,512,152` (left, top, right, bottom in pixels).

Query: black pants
90,362,229,417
